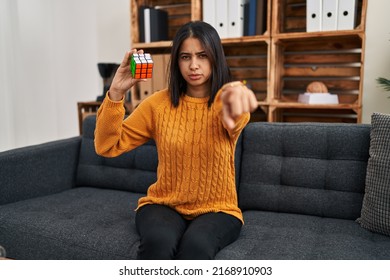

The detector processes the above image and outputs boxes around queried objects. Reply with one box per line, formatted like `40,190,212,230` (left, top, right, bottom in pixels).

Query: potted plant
377,77,390,97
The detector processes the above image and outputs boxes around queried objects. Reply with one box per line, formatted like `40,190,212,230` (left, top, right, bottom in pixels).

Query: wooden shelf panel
132,41,173,54
224,41,270,102
270,102,359,110
273,29,364,40
272,33,364,108
268,106,360,123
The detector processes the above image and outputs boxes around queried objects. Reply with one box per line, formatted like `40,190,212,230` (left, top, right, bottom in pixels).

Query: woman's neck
186,83,211,98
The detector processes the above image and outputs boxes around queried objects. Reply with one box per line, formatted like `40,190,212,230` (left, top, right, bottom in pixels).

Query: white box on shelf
322,0,338,31
203,0,217,30
228,0,248,38
337,0,357,30
215,0,228,38
298,93,339,104
307,0,322,32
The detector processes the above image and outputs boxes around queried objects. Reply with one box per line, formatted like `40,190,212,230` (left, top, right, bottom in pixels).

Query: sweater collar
183,94,210,104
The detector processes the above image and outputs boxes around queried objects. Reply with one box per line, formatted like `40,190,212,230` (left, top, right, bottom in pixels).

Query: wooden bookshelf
130,0,367,123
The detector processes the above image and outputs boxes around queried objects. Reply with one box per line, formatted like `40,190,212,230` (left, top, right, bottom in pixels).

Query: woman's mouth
189,74,201,80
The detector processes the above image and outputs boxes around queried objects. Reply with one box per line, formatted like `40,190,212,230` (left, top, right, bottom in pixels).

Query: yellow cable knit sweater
94,88,249,223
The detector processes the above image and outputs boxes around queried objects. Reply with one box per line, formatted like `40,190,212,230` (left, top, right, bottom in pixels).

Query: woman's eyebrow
179,51,206,55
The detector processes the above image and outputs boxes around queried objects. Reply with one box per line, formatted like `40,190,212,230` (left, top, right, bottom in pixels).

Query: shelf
273,29,364,40
272,0,366,35
130,0,367,123
268,107,360,123
270,30,365,118
221,36,271,45
270,101,359,110
132,36,271,52
132,41,173,54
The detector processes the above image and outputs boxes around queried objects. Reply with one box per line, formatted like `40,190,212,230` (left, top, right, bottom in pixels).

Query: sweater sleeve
214,89,250,140
94,93,154,157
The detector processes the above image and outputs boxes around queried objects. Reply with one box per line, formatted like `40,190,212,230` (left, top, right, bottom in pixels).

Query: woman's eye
180,55,190,60
199,54,207,59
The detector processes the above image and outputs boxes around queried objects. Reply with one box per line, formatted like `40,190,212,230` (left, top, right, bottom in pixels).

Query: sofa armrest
0,137,81,205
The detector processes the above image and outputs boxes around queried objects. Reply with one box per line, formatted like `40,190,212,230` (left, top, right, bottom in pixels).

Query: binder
139,6,168,43
138,6,147,42
139,78,153,101
337,0,357,30
152,54,168,92
150,8,168,42
255,0,267,35
322,0,338,31
203,0,216,29
215,0,228,38
228,0,248,38
306,0,322,32
244,0,257,36
243,2,249,36
144,8,151,43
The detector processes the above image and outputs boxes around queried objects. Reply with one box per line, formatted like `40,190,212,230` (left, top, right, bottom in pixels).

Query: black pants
135,204,242,260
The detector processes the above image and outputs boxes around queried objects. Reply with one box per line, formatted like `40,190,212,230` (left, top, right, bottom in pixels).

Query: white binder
227,0,248,38
215,0,228,38
337,0,357,30
322,0,338,31
307,0,322,32
203,0,217,30
144,8,151,43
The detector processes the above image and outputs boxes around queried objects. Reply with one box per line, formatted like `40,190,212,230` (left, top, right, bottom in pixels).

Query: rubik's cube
130,53,154,79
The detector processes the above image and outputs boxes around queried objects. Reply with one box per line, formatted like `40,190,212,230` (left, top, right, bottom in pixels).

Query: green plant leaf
376,77,390,92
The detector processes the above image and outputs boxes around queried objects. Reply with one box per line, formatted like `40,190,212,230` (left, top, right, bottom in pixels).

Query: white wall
0,0,388,152
0,0,129,152
362,0,390,123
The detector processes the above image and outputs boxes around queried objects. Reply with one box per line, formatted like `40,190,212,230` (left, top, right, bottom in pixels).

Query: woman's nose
190,58,199,70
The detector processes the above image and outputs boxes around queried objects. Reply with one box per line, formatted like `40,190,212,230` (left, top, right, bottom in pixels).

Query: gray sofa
1,115,390,259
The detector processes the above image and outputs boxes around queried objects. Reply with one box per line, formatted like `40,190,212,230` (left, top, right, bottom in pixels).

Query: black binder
139,6,168,43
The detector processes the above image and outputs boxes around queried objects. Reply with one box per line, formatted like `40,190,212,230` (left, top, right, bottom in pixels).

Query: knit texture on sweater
94,89,249,223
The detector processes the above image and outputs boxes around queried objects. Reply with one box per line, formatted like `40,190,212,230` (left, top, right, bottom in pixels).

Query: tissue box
298,93,339,104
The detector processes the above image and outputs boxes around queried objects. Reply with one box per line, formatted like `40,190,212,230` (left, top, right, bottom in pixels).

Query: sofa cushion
0,187,142,259
238,122,371,220
76,116,158,193
216,211,390,259
358,113,390,236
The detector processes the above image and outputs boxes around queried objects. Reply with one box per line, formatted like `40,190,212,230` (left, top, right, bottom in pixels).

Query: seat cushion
216,210,390,260
0,187,142,259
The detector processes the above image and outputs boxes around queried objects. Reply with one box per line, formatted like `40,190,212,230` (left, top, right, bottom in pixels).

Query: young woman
94,21,258,259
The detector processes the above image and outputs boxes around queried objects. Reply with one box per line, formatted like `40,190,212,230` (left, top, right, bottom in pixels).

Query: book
244,0,265,36
255,0,266,35
248,0,257,36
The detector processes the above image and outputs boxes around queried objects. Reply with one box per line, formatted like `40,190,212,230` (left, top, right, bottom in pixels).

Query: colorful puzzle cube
130,53,154,79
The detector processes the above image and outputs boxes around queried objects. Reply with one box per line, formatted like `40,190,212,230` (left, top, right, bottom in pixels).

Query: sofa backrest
76,115,243,194
238,122,371,220
76,115,158,193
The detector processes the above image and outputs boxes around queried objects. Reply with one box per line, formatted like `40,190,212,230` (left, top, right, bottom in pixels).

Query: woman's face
178,37,212,93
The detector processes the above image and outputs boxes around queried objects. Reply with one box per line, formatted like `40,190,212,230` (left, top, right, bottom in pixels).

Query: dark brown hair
168,21,231,107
